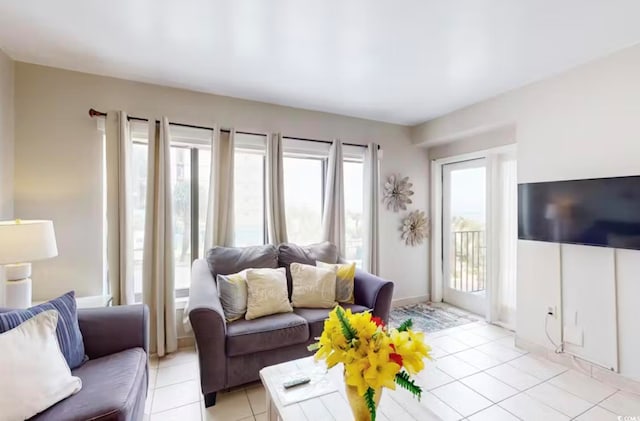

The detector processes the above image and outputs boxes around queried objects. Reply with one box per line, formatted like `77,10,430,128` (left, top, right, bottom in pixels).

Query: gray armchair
188,243,394,407
30,304,150,421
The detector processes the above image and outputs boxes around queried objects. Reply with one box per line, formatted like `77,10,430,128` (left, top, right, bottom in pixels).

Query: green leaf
394,370,422,400
364,387,377,421
335,306,358,342
397,319,413,332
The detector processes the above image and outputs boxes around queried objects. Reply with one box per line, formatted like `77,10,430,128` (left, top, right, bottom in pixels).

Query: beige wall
14,62,430,302
0,49,13,220
413,43,640,380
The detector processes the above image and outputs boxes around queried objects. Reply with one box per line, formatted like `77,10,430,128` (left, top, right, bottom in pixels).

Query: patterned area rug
389,302,481,333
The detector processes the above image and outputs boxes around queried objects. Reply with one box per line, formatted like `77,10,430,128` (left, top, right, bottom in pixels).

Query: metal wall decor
400,210,429,246
383,174,414,212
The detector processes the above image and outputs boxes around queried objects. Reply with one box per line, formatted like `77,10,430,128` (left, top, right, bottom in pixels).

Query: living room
1,1,640,421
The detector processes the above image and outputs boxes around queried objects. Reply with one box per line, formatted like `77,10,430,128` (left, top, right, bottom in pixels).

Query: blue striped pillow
0,291,86,369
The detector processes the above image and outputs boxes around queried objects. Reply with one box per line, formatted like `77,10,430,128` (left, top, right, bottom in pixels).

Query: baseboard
392,295,430,307
515,336,640,395
178,336,195,349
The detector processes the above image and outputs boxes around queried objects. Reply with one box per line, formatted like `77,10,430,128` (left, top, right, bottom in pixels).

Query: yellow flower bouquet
308,306,431,421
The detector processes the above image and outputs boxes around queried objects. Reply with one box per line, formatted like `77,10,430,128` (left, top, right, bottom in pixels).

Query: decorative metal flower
383,175,414,212
400,210,429,246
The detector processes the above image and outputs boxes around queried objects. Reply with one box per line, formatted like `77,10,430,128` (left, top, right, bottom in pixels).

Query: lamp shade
0,220,58,265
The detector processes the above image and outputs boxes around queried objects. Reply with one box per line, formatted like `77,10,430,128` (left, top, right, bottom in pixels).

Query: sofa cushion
226,312,309,357
278,242,339,295
294,304,370,340
206,244,278,279
31,348,147,421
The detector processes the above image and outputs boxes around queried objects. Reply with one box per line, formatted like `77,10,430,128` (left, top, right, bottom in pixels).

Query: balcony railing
451,230,486,293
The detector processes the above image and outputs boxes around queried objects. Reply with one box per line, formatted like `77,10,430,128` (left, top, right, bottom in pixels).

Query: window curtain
142,117,178,357
363,143,380,275
322,140,345,254
266,133,288,244
204,128,235,248
496,156,518,329
105,111,134,305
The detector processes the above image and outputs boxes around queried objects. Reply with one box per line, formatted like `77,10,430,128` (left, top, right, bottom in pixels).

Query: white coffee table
259,356,442,421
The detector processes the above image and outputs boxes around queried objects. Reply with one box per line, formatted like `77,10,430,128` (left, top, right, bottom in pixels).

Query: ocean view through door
442,158,487,315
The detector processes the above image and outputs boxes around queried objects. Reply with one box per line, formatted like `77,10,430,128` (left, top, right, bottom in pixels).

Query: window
344,160,364,266
283,156,325,245
234,150,266,246
130,122,212,300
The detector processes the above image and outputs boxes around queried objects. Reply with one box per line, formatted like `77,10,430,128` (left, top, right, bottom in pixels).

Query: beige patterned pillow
245,268,293,320
290,262,338,308
317,261,356,304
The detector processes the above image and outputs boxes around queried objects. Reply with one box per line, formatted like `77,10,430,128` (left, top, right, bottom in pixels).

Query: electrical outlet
547,306,557,318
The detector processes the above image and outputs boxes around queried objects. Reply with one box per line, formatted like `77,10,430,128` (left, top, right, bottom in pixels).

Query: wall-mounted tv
518,175,640,250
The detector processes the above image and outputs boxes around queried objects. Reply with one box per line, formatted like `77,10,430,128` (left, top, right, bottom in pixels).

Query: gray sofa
13,305,150,421
188,242,394,407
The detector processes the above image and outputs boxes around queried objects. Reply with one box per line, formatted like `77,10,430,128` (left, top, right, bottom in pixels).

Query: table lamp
0,220,58,308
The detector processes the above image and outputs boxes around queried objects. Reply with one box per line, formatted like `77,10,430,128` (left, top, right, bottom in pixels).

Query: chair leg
204,392,217,408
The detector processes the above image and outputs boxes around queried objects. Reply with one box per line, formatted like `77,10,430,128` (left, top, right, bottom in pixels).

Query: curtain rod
88,108,380,149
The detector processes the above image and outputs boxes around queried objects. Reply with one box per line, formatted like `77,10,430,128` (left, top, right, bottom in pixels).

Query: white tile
600,390,640,415
493,336,520,349
448,330,492,347
574,405,618,421
430,336,470,354
455,348,503,370
475,342,525,363
415,365,455,390
156,362,199,388
499,393,570,421
467,405,520,421
468,324,512,340
202,390,254,421
246,383,266,415
460,372,519,403
486,364,542,391
461,321,488,330
415,391,465,421
152,380,201,414
507,355,567,381
525,382,593,417
432,382,492,417
158,349,198,368
150,402,202,421
145,388,154,415
387,388,448,420
548,369,618,403
149,368,158,389
429,345,450,359
434,355,481,379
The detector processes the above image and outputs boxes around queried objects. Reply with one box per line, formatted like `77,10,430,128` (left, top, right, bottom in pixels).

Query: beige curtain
105,111,134,305
142,117,177,357
266,133,288,244
363,143,380,275
204,128,235,248
322,140,345,254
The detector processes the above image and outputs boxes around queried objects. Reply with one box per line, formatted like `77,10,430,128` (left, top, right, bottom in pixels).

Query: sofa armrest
188,259,228,394
78,304,149,360
353,269,394,323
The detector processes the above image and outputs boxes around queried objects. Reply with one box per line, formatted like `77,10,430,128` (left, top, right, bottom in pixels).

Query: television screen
518,176,640,250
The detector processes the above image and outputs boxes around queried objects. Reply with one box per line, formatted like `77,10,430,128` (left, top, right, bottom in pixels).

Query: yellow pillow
317,261,356,304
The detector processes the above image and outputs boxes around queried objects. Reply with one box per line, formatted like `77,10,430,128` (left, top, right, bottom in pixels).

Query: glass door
442,158,488,315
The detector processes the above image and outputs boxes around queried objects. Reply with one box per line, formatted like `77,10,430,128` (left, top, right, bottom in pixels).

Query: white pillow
291,262,338,308
245,268,293,320
0,310,82,420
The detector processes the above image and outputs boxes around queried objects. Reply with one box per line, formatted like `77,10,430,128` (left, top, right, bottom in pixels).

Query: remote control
283,376,311,389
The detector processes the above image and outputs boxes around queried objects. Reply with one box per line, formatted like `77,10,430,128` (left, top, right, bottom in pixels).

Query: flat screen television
518,175,640,250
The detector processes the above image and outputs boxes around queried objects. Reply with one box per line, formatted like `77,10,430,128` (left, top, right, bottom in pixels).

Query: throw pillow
217,270,248,322
0,310,82,420
0,290,86,369
245,268,293,320
317,261,356,304
277,242,339,295
290,263,338,308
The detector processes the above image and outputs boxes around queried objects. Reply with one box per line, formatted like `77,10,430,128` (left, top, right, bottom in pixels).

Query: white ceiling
2,1,640,125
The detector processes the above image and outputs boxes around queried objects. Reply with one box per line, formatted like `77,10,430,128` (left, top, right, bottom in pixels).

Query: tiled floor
144,320,640,420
